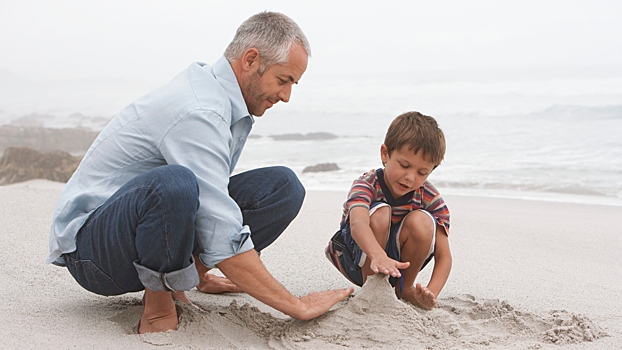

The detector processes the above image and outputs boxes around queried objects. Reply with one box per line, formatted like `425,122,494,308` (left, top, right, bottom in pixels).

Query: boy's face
380,144,435,199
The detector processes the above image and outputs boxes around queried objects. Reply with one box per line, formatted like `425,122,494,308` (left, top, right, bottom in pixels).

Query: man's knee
272,166,305,208
151,165,200,211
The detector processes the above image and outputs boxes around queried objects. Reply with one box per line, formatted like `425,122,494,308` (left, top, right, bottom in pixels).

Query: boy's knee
402,211,435,241
370,206,391,228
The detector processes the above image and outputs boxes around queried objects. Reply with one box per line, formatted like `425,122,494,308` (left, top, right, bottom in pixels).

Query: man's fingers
341,286,355,297
296,287,354,320
314,287,354,301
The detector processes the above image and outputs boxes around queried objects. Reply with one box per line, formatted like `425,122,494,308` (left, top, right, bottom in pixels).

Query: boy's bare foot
397,283,438,310
139,289,179,334
196,273,242,294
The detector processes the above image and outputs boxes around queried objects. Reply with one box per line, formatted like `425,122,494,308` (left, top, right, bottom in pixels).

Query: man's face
242,42,308,116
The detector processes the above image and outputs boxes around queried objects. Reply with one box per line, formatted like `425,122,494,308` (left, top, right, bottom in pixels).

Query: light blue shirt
47,57,255,268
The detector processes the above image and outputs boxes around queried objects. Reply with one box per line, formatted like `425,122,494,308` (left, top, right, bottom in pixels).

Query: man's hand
291,287,354,320
217,249,353,320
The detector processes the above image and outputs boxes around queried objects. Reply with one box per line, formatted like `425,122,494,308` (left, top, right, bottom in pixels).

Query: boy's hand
398,283,438,310
370,255,410,278
414,283,437,309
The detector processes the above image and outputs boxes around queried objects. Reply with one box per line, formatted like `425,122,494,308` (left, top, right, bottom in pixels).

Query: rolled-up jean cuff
133,259,200,292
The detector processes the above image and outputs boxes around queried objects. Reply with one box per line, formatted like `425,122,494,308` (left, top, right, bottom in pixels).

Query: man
47,12,353,334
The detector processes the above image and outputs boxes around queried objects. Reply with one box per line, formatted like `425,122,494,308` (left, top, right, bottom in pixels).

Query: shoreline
290,182,622,208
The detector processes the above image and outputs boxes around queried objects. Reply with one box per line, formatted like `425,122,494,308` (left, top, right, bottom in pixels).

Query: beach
0,180,620,349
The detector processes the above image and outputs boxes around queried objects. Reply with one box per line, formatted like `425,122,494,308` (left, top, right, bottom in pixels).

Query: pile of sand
111,275,605,349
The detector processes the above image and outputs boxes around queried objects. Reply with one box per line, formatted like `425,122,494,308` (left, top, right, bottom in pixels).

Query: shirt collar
212,56,254,125
376,168,414,206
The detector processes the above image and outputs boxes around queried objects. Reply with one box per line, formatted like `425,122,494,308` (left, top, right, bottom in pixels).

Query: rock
0,125,98,155
270,132,338,141
0,146,81,185
302,163,340,173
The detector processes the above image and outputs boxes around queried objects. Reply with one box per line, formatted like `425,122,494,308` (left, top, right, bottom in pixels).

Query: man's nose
278,85,292,103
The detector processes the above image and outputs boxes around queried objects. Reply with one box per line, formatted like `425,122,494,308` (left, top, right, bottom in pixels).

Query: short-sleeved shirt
342,168,450,234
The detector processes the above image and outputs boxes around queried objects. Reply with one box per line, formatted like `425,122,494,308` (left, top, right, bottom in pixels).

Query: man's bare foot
396,283,438,310
142,291,191,305
172,291,192,304
193,254,241,294
196,273,242,294
139,289,179,334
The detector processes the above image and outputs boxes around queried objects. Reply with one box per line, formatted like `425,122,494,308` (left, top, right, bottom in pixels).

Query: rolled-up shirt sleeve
159,109,254,268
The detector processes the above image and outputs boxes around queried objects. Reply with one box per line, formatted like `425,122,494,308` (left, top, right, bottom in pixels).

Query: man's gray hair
224,11,311,74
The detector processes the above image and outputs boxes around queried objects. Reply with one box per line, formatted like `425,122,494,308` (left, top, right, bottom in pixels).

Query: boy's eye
399,163,408,168
419,172,428,176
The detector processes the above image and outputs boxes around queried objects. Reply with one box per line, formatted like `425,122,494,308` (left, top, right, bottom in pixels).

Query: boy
325,111,451,310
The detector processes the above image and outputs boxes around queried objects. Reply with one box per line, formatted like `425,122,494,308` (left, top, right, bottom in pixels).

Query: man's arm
217,250,353,320
160,111,256,267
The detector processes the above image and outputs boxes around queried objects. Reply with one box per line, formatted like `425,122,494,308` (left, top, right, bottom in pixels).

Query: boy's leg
63,165,201,332
228,166,305,251
393,210,436,308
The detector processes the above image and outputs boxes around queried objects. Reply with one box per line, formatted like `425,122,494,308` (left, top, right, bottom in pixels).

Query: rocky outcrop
0,125,98,155
0,146,81,185
302,163,340,173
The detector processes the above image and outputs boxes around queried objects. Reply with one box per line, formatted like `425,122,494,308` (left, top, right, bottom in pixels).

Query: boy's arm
426,225,452,296
349,206,409,278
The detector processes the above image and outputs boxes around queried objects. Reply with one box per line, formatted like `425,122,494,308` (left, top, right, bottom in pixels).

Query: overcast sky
1,0,621,84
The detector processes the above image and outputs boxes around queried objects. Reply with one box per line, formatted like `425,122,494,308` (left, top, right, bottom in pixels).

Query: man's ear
240,48,260,73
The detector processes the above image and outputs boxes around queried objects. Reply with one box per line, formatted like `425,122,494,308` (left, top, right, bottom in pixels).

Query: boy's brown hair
384,111,446,166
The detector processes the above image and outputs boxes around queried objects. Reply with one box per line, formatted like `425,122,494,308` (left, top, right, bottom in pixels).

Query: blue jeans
63,164,305,296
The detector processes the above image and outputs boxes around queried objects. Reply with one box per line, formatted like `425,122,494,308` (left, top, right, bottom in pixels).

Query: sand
1,180,620,349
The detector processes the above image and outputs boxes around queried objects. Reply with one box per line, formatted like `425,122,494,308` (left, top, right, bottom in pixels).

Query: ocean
1,67,621,206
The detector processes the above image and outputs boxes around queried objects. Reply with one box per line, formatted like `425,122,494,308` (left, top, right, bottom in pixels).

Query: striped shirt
342,168,450,234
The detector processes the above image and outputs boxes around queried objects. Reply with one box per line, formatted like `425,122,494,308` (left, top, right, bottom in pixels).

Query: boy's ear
380,144,389,165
